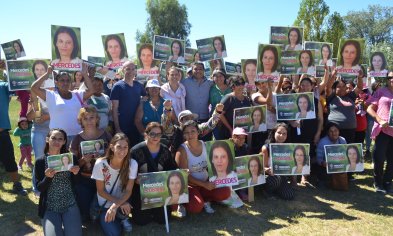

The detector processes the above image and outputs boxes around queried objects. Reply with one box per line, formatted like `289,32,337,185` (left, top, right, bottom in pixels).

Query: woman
369,52,388,76
31,63,95,145
212,37,227,59
248,156,264,186
52,26,82,64
168,40,185,63
13,40,26,58
208,140,236,183
61,155,73,171
258,45,280,79
291,145,310,175
86,76,112,130
94,141,104,155
69,107,112,222
176,121,231,214
91,133,137,235
284,28,302,51
35,129,82,235
260,123,295,200
319,44,333,66
72,71,84,90
164,171,189,205
295,93,314,119
136,44,159,79
297,50,315,75
346,145,363,172
243,59,257,94
337,40,361,70
160,66,186,117
130,122,178,225
104,34,128,69
250,107,267,132
366,72,393,194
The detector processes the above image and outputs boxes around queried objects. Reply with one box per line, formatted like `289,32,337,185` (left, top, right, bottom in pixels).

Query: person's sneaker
17,165,22,171
120,218,132,233
177,205,186,218
374,183,386,194
13,182,28,196
203,202,215,214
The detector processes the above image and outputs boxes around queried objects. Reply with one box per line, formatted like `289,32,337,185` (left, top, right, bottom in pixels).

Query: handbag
90,173,120,221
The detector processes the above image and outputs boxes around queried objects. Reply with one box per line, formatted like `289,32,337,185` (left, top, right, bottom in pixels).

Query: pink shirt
367,87,393,139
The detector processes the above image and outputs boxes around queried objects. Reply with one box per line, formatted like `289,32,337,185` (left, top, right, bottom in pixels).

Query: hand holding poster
205,140,238,187
1,39,26,60
324,143,364,173
233,155,265,190
276,92,315,120
102,33,128,69
257,44,281,81
47,153,74,172
196,35,227,61
51,25,83,71
139,170,189,210
153,35,185,64
270,26,304,51
80,139,105,157
233,105,267,133
269,143,310,175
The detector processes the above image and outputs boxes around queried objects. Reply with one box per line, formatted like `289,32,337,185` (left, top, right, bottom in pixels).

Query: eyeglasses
282,86,292,91
148,132,162,138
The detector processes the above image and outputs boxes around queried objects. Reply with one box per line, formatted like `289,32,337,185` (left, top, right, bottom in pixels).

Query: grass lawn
1,97,393,235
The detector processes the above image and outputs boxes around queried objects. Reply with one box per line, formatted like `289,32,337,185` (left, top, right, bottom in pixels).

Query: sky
0,0,390,64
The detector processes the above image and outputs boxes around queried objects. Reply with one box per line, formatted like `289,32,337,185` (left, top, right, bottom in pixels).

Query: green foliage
324,12,345,58
136,0,192,46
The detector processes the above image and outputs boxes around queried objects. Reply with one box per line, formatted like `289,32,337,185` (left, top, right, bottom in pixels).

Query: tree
294,0,330,41
136,0,192,45
344,5,393,45
324,12,345,58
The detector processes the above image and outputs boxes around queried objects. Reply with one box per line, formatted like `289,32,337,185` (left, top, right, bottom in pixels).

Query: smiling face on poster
296,50,316,76
1,39,26,60
47,153,73,172
304,42,333,67
276,92,315,120
153,35,185,64
368,52,388,77
257,44,281,81
233,155,265,190
102,33,128,69
270,26,303,51
233,105,267,133
337,39,365,73
324,143,363,173
269,143,310,175
136,43,160,83
241,59,257,84
185,48,198,64
80,139,105,157
196,35,227,62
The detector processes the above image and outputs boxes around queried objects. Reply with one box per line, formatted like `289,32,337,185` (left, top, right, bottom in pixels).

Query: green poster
276,92,315,120
324,143,364,173
270,26,304,51
47,153,73,172
205,140,238,187
196,35,227,62
269,143,310,175
304,41,333,66
136,43,160,83
101,33,128,69
87,56,106,66
315,65,325,78
233,155,265,190
153,35,185,64
185,48,198,64
257,44,281,81
280,50,301,75
389,100,393,127
139,170,189,210
225,61,241,75
80,139,105,157
208,59,225,71
336,38,365,70
7,59,53,91
233,105,267,133
241,59,257,84
1,39,26,60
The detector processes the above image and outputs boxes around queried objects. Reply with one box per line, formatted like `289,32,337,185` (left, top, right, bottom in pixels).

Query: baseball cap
178,110,198,122
232,127,248,136
146,79,161,88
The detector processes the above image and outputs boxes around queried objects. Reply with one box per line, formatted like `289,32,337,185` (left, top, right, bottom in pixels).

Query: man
110,61,146,146
0,76,28,196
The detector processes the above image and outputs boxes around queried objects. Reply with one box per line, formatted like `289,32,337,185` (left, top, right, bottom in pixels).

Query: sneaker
17,165,22,171
13,182,28,196
374,183,386,194
177,205,186,218
203,202,215,214
120,218,132,233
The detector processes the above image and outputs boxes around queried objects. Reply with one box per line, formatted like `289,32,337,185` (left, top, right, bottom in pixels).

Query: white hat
146,79,161,88
178,110,198,121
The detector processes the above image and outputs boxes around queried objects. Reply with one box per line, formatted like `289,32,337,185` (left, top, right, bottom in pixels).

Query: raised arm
31,66,53,101
82,63,95,101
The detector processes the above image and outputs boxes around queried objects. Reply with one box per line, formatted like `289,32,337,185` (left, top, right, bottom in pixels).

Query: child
231,127,250,201
13,117,33,170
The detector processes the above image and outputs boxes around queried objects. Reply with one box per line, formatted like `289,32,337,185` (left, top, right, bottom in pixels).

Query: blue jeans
365,114,374,151
42,204,82,236
31,129,48,192
99,208,122,236
75,176,96,221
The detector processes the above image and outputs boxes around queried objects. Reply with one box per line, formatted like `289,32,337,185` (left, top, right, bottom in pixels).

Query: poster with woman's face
304,41,333,67
80,139,105,157
270,26,304,51
47,153,73,172
389,101,393,127
276,92,315,120
196,35,227,61
101,33,128,69
1,39,26,60
139,169,189,210
153,35,185,64
87,56,106,66
208,58,225,71
136,43,160,83
336,38,365,73
6,59,53,91
205,140,238,187
51,25,82,71
184,48,198,64
368,51,389,78
233,154,265,190
269,143,310,175
324,143,364,173
241,59,257,84
233,105,267,133
257,44,282,81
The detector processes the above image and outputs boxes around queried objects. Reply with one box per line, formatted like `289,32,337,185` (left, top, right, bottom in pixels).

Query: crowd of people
1,48,393,235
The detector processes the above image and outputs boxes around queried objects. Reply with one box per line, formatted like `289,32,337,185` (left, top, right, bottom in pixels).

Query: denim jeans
42,204,82,236
32,129,48,192
99,208,122,236
75,176,96,221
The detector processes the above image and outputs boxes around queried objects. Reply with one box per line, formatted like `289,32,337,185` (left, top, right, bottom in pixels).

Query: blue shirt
0,82,11,130
142,98,164,127
316,135,347,165
181,76,213,120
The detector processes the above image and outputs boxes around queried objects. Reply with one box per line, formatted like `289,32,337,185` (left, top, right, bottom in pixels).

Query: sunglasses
282,86,292,91
148,132,162,138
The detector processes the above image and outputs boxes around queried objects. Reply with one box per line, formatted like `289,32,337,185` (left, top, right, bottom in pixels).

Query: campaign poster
153,35,185,64
304,41,333,66
270,26,304,51
232,154,265,190
276,92,315,120
205,140,238,187
389,100,393,127
324,143,364,173
185,48,198,64
233,105,267,133
336,38,365,71
101,33,128,69
208,59,225,71
225,61,241,75
87,56,106,66
315,65,325,78
51,25,82,71
6,59,54,91
1,39,26,60
242,59,257,84
139,169,189,210
80,139,105,157
269,143,310,175
47,153,73,172
368,51,389,78
257,44,281,82
136,43,160,83
196,35,227,61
